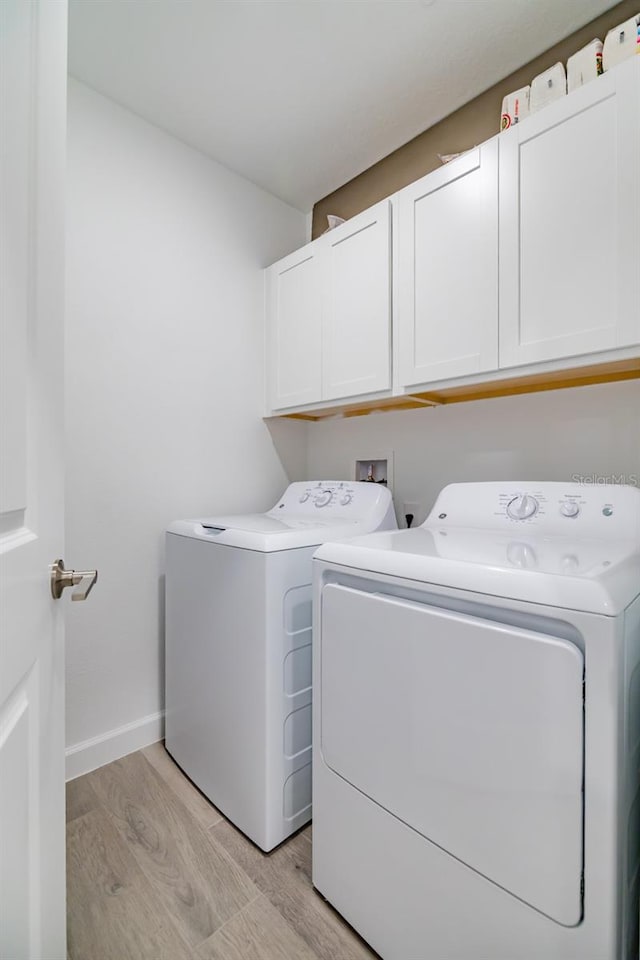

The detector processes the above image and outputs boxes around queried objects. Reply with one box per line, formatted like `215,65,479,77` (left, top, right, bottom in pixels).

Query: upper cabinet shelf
264,57,640,420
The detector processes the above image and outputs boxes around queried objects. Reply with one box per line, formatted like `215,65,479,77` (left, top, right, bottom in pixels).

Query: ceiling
68,0,620,212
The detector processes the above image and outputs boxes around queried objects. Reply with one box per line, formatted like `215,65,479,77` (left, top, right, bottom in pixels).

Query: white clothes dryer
312,481,640,960
165,480,395,852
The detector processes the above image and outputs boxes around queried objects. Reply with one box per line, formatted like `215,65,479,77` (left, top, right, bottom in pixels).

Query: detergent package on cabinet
500,86,530,130
603,14,640,71
530,62,567,113
567,39,604,92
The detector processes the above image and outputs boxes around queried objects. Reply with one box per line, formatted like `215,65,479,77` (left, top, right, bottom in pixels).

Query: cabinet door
322,200,391,402
397,142,498,388
500,58,640,368
266,245,322,411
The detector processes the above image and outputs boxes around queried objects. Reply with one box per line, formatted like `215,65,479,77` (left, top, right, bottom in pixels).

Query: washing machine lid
315,479,640,615
167,514,362,552
167,480,397,552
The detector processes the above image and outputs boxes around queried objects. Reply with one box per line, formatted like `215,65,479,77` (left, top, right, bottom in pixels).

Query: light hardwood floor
66,744,379,960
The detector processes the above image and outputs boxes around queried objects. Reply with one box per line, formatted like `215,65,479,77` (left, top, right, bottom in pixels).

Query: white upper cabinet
266,244,323,411
266,200,391,412
322,200,391,402
499,57,640,368
265,60,640,416
397,141,499,387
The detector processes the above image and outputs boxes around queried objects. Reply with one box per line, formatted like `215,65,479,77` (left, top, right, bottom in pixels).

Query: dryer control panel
425,481,640,540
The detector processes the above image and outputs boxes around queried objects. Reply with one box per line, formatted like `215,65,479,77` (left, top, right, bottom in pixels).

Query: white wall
65,80,308,775
306,379,640,524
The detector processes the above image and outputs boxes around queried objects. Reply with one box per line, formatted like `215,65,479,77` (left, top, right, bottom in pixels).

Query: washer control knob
315,490,333,508
299,493,310,503
560,501,580,518
561,554,580,572
340,494,353,506
506,494,538,521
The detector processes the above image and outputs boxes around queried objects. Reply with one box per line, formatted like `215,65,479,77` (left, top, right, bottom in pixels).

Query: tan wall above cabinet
312,0,639,239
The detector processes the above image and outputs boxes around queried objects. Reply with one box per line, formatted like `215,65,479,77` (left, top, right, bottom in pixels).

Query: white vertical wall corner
64,79,308,774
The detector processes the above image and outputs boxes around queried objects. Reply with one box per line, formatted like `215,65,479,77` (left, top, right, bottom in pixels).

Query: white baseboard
65,710,165,781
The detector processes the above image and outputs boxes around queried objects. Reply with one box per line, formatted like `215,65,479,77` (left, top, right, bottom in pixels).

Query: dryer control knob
560,501,580,518
506,494,538,521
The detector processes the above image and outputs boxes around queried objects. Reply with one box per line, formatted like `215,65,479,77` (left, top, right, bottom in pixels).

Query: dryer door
320,584,584,926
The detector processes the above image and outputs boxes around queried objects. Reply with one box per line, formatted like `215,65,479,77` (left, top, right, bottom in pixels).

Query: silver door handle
50,559,98,601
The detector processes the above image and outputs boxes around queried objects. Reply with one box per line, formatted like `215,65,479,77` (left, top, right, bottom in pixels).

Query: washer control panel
425,481,640,540
270,480,393,523
296,481,357,510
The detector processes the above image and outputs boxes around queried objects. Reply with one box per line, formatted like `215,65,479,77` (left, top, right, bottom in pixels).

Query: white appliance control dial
506,494,539,521
314,490,334,508
340,494,353,506
299,493,310,503
560,501,580,518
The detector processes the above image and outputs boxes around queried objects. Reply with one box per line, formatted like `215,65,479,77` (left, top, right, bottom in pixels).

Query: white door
322,200,391,402
397,142,499,387
499,57,640,368
265,243,323,412
0,3,68,957
321,584,585,927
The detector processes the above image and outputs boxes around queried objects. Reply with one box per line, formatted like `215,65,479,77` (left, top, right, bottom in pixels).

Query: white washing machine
165,480,395,852
313,481,640,960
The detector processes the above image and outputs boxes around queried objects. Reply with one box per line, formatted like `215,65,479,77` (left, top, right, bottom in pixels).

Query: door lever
50,559,98,601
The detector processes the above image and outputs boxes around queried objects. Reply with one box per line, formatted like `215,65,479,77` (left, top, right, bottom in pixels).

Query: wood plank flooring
66,744,379,960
